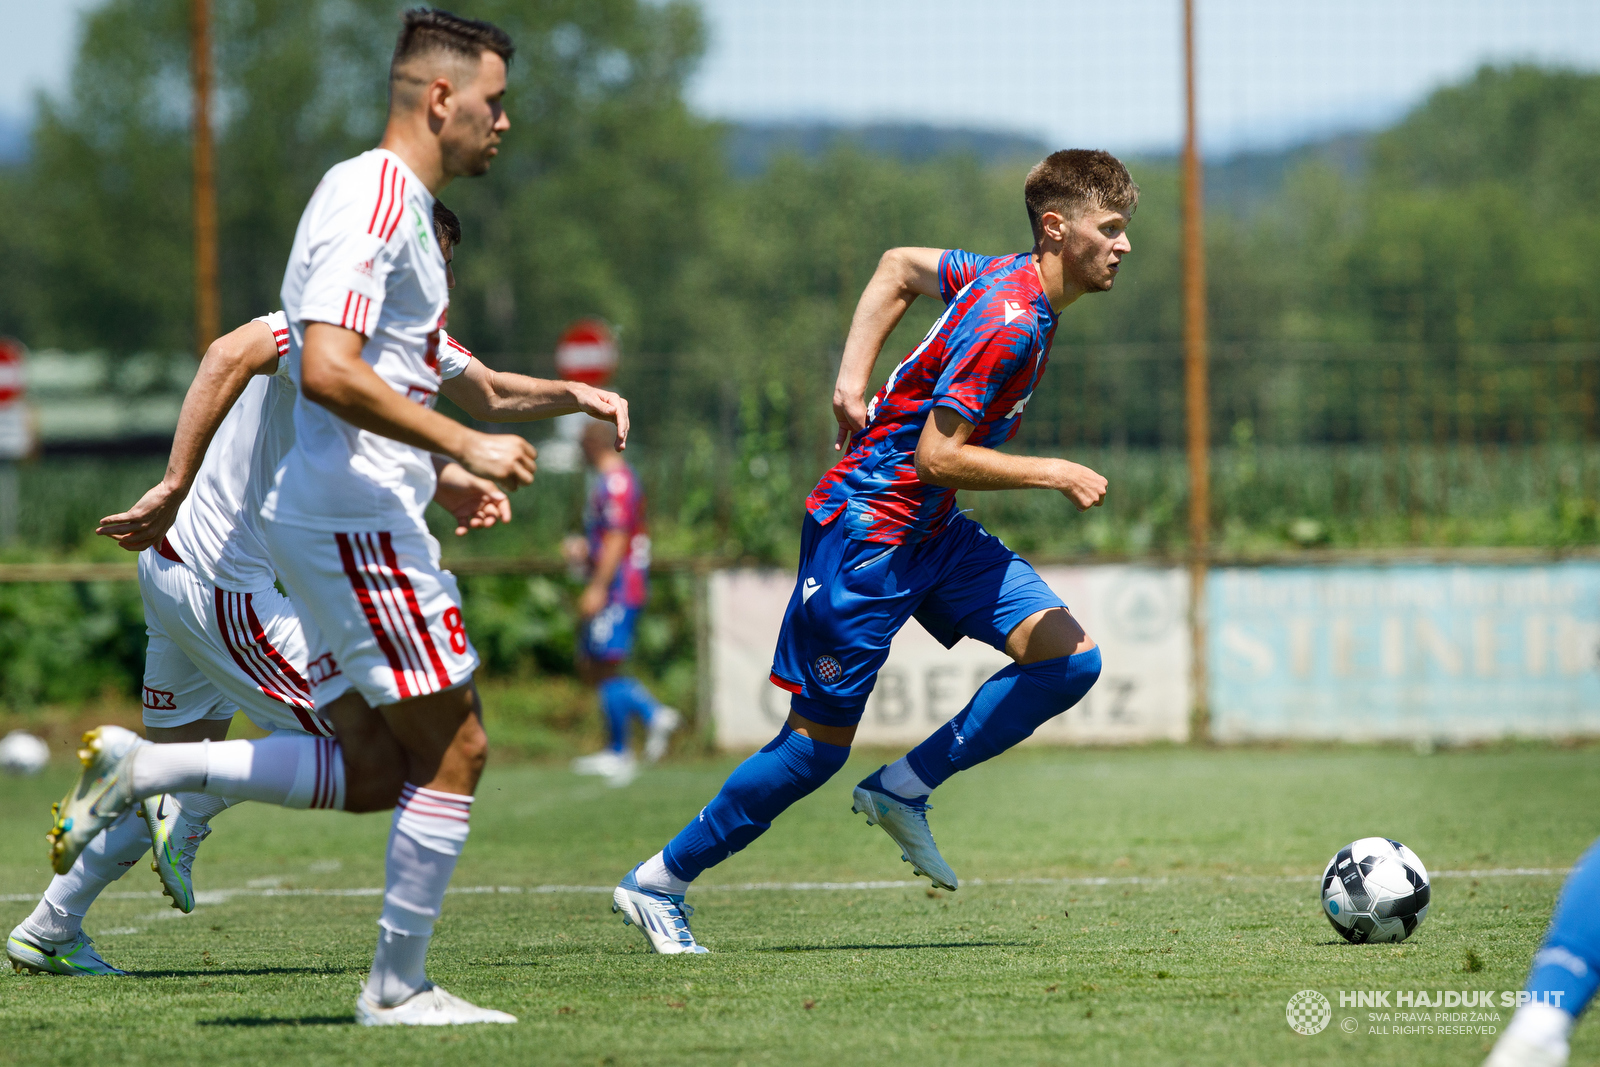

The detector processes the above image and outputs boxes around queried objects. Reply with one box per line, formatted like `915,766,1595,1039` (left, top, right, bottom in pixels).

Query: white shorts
139,543,334,736
263,522,479,708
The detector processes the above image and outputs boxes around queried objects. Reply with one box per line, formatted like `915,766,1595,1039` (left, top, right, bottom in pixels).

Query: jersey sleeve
938,249,1004,304
294,160,409,338
251,311,291,372
437,330,472,380
596,469,638,534
930,290,1038,425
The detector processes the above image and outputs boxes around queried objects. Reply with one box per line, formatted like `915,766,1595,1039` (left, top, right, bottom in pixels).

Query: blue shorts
769,513,1066,728
579,602,639,663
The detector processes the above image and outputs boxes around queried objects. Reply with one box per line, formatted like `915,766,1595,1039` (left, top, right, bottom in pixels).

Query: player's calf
895,645,1102,795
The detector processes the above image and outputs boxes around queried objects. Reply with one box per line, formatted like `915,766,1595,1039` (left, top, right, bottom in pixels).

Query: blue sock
904,647,1101,791
597,676,634,753
1526,835,1600,1016
613,676,660,729
662,724,850,883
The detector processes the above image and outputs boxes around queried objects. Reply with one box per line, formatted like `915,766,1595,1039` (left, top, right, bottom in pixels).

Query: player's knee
340,745,406,813
1022,644,1102,703
454,715,490,777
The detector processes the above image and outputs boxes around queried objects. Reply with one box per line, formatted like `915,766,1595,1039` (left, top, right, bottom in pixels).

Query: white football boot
572,749,628,776
644,707,682,763
144,794,213,914
7,924,127,976
851,767,959,891
1485,1003,1574,1067
356,983,517,1026
612,865,709,954
47,726,146,876
1483,1033,1568,1067
572,749,638,788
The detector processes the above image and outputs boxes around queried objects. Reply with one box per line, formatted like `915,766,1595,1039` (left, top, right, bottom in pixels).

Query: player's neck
1031,249,1085,314
378,118,450,195
592,453,625,474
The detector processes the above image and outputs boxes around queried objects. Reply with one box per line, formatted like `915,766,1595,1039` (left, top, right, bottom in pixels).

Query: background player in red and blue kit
612,150,1138,953
569,419,680,786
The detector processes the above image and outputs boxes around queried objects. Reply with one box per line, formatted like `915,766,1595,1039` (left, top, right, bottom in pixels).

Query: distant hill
724,119,1373,215
723,121,1050,176
1198,131,1371,216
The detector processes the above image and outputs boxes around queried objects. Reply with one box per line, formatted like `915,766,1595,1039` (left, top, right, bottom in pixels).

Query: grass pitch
2,743,1596,1066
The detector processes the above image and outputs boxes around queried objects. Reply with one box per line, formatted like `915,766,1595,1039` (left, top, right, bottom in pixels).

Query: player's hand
433,462,511,536
833,388,868,451
459,430,538,492
571,384,629,452
577,583,608,619
1056,461,1108,511
94,480,187,552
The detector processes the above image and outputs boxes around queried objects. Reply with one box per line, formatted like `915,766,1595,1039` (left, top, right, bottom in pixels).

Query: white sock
131,733,345,809
635,851,690,895
880,757,933,799
367,785,472,1007
1504,1001,1575,1052
26,810,151,940
171,791,236,822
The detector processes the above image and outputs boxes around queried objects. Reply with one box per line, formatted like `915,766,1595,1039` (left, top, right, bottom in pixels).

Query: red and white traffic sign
0,338,29,461
554,319,618,385
0,338,24,406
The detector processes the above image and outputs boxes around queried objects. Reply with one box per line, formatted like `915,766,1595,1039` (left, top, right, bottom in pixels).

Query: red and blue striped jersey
805,249,1058,545
585,463,651,608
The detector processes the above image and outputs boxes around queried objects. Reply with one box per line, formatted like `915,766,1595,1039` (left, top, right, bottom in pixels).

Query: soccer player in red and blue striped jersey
613,150,1138,953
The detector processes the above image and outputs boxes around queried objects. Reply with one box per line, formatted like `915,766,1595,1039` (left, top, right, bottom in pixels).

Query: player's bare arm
914,405,1107,511
832,246,945,450
96,320,281,551
431,456,511,536
578,529,630,620
300,321,537,491
440,360,630,450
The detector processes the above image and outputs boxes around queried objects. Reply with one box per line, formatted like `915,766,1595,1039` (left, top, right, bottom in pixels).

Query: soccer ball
0,730,50,776
1321,837,1430,944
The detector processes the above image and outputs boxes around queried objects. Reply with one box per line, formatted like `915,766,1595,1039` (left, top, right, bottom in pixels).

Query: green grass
2,745,1597,1065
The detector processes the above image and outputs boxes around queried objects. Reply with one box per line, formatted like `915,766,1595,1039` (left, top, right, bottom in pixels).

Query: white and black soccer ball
0,730,50,776
1321,837,1430,944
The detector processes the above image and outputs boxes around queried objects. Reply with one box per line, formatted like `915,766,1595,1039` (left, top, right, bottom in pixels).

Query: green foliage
0,580,145,707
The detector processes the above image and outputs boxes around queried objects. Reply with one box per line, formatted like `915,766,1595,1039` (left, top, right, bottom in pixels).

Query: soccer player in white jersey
9,309,506,976
45,10,629,1024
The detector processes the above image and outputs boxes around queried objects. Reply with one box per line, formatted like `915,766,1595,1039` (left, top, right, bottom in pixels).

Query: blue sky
6,0,1599,155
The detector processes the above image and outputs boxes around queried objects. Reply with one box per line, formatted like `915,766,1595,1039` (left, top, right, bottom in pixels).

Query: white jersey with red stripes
168,312,294,593
168,311,470,593
264,147,452,534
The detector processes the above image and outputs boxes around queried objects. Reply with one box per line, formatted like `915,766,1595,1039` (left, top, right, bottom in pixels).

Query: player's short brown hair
1024,150,1138,241
390,8,514,105
433,200,462,251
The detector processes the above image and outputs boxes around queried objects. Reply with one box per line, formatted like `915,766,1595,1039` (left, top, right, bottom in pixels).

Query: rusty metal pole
1182,0,1211,741
191,0,219,358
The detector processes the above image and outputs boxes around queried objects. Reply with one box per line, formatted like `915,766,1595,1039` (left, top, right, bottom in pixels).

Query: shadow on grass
198,1016,354,1027
756,941,1017,952
134,967,350,979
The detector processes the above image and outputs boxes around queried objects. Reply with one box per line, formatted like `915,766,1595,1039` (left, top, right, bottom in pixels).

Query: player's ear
1039,210,1068,245
427,76,454,122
